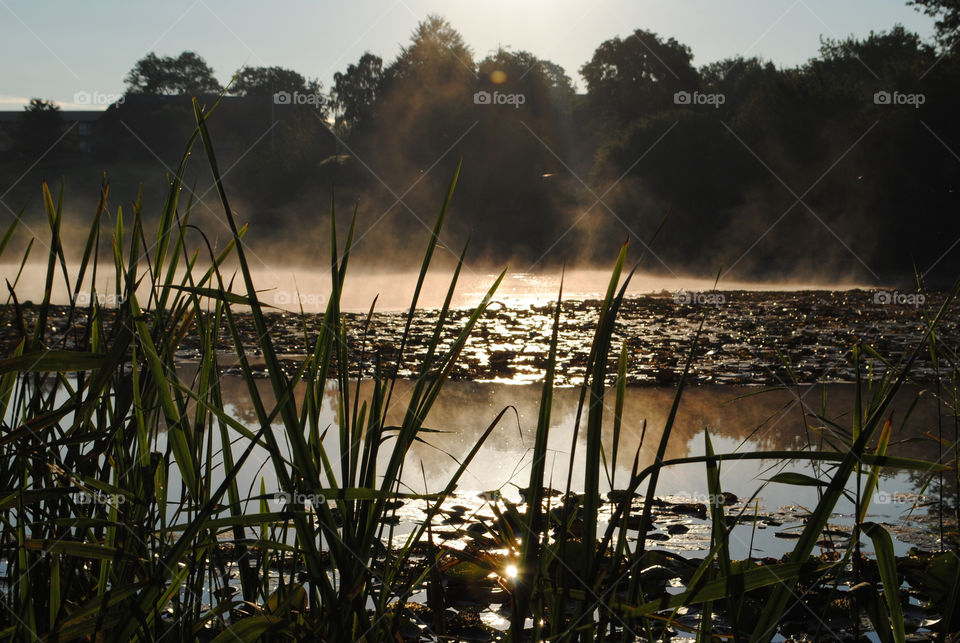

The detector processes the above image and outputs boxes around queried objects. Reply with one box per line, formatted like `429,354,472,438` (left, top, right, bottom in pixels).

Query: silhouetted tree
909,0,960,49
581,22,960,283
361,15,477,171
700,56,777,105
581,29,699,128
818,25,935,70
386,15,474,83
460,49,582,256
330,53,383,133
477,49,575,111
124,51,222,95
230,65,321,100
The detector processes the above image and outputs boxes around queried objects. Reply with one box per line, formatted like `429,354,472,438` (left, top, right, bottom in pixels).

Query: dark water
192,289,955,386
9,290,953,387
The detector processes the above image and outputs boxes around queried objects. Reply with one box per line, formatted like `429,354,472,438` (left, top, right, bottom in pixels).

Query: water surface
208,375,954,557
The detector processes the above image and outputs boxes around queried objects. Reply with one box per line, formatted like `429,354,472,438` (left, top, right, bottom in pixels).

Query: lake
198,373,953,559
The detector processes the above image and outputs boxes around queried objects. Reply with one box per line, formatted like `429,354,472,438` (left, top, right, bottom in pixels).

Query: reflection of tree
198,368,297,428
208,374,950,498
905,403,960,522
907,467,960,522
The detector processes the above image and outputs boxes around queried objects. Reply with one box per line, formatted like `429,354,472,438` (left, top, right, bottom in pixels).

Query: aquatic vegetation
0,100,957,641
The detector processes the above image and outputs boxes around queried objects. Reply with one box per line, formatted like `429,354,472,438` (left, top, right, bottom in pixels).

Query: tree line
5,3,960,284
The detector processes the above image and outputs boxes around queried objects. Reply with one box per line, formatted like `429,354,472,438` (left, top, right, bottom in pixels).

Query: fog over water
3,263,872,312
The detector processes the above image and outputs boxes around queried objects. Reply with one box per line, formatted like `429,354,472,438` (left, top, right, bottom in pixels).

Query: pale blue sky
0,0,937,109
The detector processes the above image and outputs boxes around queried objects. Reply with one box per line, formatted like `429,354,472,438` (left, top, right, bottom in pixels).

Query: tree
230,65,321,99
909,0,960,50
15,99,66,158
124,51,222,95
477,49,575,106
699,56,779,127
364,15,477,168
814,26,935,78
474,48,576,168
330,53,383,132
386,15,474,83
460,49,581,255
700,56,776,92
581,29,699,125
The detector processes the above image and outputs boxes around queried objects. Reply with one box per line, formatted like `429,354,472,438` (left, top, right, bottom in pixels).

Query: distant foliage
8,11,960,283
330,53,383,132
909,0,960,49
581,29,699,125
230,65,324,108
124,51,222,95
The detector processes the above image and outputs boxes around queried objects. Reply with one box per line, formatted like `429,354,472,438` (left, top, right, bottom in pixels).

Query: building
0,109,102,155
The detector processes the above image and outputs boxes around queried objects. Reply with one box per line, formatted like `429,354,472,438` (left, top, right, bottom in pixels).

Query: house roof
60,111,104,121
0,110,104,123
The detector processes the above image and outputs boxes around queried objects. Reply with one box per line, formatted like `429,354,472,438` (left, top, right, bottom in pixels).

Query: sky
0,0,938,110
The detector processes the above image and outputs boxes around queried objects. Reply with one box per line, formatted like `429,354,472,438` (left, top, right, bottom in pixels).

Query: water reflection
209,372,953,521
